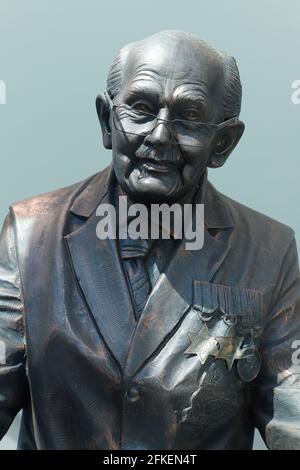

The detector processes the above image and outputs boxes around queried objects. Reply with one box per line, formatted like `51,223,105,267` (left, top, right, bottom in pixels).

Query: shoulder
215,187,295,253
6,165,113,250
9,164,113,223
10,174,95,220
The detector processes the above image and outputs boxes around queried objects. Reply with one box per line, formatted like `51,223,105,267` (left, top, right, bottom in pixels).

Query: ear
208,120,245,168
95,93,112,149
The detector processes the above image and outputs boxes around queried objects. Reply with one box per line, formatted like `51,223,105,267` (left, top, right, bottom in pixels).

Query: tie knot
119,237,153,260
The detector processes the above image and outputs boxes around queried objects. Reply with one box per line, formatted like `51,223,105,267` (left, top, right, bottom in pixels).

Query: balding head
107,30,242,121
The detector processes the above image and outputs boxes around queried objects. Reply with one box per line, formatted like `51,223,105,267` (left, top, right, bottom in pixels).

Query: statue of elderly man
0,30,299,450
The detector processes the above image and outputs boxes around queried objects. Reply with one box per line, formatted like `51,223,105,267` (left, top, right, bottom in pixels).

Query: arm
0,210,27,440
251,235,300,449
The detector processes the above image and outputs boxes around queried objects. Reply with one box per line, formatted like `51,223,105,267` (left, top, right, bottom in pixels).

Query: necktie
119,238,152,322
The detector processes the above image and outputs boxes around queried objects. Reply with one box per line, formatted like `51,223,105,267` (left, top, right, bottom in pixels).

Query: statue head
96,30,244,203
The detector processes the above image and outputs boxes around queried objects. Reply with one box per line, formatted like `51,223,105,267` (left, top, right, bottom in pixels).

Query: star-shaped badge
184,323,244,369
184,324,219,364
214,335,244,369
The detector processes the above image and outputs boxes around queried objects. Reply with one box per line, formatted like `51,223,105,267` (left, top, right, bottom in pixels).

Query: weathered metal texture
0,31,300,450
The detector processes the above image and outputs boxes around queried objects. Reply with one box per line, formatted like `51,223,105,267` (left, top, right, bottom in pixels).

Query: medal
236,348,261,382
184,323,244,369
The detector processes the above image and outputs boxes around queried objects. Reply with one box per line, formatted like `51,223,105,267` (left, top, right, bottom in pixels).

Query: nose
144,110,175,149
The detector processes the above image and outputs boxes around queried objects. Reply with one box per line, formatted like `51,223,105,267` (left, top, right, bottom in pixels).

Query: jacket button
127,386,140,402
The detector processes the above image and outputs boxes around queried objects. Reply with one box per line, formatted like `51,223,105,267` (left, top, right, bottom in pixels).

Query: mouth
138,159,177,174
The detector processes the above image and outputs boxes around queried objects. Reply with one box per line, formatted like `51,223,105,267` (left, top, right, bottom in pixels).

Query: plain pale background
1,0,300,450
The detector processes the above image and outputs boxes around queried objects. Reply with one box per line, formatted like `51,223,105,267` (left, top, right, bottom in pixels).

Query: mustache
134,144,184,167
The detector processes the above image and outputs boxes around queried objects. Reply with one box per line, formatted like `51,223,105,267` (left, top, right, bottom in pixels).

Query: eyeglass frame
104,90,239,141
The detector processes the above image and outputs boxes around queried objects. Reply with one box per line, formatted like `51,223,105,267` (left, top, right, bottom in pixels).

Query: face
100,38,234,203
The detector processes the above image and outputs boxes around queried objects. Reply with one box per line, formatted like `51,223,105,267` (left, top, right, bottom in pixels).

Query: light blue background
1,0,299,450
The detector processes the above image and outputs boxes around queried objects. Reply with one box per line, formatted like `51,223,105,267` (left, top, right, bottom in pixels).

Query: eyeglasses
105,91,238,148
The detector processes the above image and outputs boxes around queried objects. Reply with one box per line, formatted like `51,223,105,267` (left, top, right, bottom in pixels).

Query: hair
106,30,242,120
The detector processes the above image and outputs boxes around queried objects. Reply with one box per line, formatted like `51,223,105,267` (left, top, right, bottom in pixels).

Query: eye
131,101,154,114
181,109,201,120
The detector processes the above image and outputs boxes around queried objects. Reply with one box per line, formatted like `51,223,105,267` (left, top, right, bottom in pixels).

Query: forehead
120,39,224,101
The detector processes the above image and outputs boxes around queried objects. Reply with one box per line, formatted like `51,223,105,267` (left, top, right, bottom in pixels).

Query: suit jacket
0,165,300,450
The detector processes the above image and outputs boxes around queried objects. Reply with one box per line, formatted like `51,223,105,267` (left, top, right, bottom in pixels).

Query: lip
139,159,176,174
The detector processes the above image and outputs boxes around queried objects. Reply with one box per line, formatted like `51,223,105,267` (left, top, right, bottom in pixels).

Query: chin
128,182,184,204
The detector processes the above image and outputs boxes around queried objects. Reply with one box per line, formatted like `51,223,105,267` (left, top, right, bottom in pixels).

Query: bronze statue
0,30,299,450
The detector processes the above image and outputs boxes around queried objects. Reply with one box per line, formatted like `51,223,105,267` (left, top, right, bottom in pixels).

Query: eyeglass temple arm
104,90,114,110
217,116,239,130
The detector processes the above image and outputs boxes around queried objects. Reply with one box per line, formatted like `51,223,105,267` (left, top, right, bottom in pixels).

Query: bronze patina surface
0,31,299,450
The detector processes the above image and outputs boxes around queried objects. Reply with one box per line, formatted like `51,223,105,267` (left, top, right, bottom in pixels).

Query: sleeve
251,234,300,449
0,210,28,441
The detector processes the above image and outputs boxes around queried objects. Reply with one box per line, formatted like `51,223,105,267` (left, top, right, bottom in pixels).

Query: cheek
181,148,211,184
112,131,139,180
112,152,127,179
112,129,140,158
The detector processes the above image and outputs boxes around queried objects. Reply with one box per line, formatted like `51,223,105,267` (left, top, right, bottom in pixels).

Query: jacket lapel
125,179,234,378
64,166,136,370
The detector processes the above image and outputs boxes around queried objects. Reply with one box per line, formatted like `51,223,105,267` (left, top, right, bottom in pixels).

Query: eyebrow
123,83,162,104
172,84,209,110
173,93,208,110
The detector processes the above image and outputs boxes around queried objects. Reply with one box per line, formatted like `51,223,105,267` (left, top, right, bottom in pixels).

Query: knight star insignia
185,323,244,369
184,324,219,365
214,335,244,369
